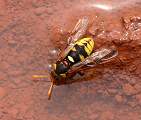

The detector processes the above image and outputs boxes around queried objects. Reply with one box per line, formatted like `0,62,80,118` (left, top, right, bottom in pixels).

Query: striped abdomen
54,37,94,77
66,37,94,66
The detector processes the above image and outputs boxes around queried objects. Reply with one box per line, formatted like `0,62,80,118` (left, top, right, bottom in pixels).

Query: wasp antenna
32,75,51,82
32,75,48,78
48,82,54,100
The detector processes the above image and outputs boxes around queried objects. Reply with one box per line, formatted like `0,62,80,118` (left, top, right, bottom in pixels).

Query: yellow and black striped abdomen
66,37,94,66
53,37,94,77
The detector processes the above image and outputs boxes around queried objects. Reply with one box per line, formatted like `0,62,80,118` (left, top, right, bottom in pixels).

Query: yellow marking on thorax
60,73,66,77
68,56,75,62
53,64,56,70
72,47,76,51
79,54,85,61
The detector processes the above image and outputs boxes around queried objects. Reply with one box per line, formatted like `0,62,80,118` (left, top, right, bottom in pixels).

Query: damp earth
0,0,141,120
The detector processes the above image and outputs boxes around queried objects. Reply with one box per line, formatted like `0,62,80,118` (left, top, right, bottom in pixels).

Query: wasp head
51,60,70,84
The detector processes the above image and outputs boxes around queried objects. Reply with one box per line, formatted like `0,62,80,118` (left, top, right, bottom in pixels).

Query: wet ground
0,0,141,120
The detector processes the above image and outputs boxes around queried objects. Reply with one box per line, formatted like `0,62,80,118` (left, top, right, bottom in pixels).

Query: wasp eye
53,64,56,70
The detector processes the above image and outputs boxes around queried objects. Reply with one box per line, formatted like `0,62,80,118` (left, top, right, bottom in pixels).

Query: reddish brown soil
0,0,141,120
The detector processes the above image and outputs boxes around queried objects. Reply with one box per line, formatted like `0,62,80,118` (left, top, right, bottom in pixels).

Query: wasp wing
59,17,89,59
68,16,89,44
83,47,118,66
68,46,118,73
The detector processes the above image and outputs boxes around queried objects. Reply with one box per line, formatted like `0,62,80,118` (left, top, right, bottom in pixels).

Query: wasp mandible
33,17,118,100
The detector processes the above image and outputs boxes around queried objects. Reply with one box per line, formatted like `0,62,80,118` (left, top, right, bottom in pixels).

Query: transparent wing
68,46,118,73
68,16,89,44
82,47,118,66
60,17,89,59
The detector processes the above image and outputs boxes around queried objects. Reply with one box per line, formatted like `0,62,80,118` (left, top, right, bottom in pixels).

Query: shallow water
0,0,141,120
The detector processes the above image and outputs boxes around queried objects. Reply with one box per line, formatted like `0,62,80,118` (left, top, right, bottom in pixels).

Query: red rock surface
0,0,141,120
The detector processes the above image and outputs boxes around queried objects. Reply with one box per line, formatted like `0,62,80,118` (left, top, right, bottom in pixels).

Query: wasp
33,17,118,100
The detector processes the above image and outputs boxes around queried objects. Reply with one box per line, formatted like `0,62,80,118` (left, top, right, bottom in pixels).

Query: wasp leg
77,71,85,76
68,71,85,78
